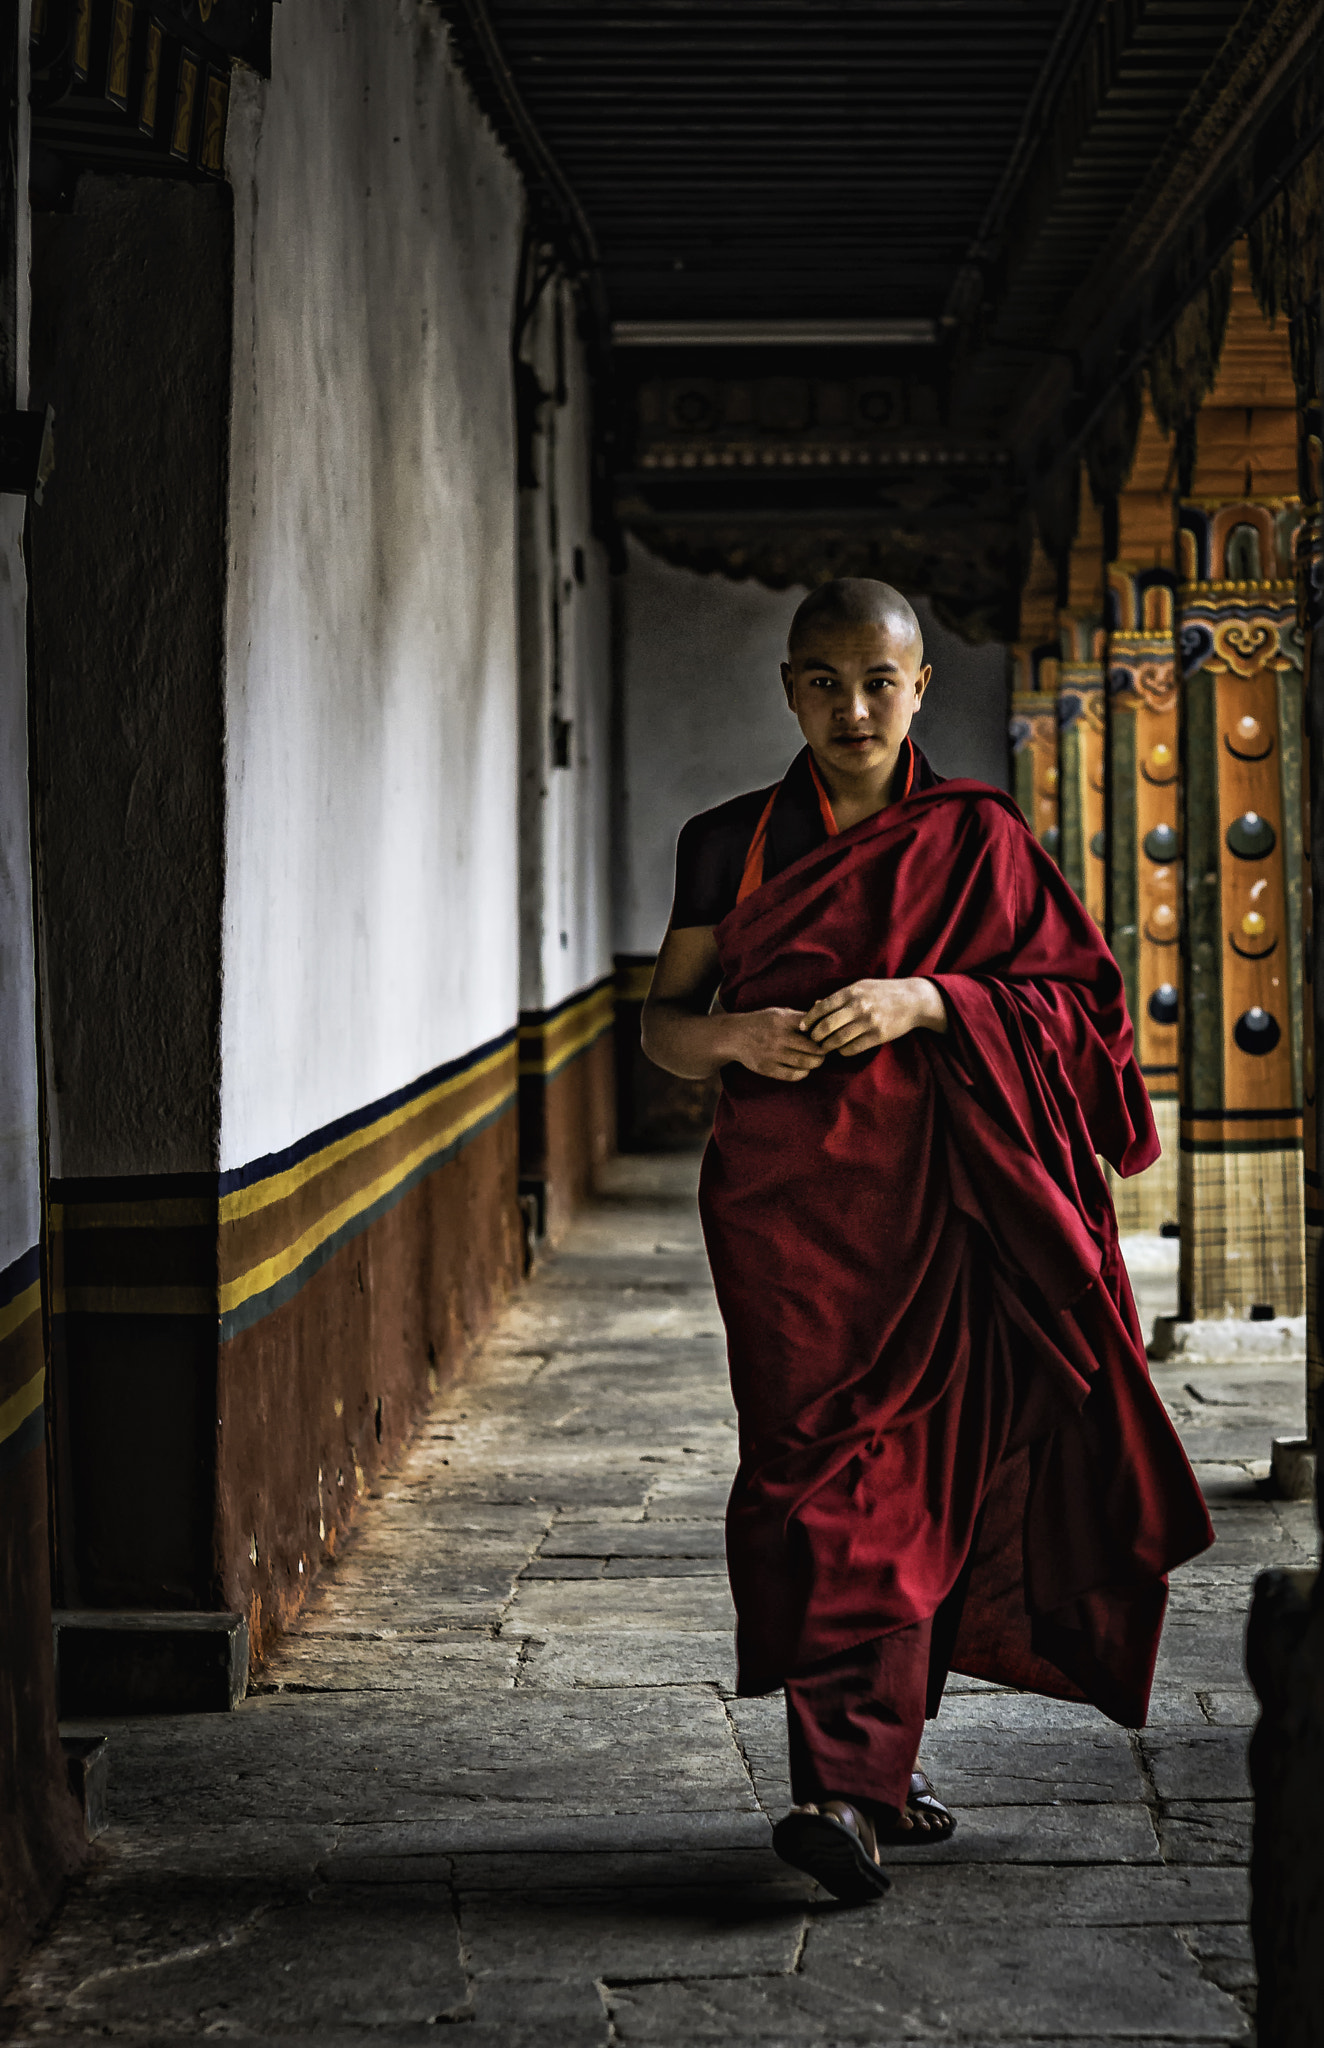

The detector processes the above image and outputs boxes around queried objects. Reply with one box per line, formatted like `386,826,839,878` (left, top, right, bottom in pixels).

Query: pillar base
1149,1314,1306,1363
53,1612,249,1716
1247,1569,1324,2045
61,1736,109,1839
1270,1438,1317,1503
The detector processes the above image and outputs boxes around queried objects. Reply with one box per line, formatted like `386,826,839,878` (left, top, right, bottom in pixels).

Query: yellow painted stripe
615,962,655,1003
0,1280,40,1347
219,1072,516,1316
518,989,615,1077
51,1198,216,1233
1182,578,1296,598
519,984,613,1038
0,1368,44,1448
52,1285,216,1318
220,1041,516,1225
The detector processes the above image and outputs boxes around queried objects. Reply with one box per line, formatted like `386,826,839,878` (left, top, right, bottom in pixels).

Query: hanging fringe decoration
1147,246,1236,435
1246,73,1321,405
1086,370,1145,504
1032,457,1080,577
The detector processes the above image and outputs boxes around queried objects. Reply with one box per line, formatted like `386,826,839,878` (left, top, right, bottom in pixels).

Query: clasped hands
729,977,948,1083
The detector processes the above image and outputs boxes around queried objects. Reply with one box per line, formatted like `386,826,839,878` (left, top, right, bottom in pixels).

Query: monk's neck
810,743,907,832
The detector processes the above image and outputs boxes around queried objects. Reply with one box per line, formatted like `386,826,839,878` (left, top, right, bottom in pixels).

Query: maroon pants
783,1620,933,1819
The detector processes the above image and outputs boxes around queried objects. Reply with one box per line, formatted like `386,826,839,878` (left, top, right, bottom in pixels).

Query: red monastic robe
699,773,1213,1728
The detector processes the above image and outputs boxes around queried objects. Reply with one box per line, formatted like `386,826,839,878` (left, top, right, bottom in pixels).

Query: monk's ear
780,661,795,707
913,663,933,702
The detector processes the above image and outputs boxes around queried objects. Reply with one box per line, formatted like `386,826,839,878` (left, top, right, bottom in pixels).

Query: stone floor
5,1156,1318,2045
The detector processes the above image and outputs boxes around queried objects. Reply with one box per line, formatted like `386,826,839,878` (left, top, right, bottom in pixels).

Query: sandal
771,1800,892,1904
874,1768,956,1846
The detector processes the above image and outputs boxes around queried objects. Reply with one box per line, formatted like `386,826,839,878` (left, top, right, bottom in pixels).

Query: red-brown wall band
46,1000,624,1671
524,1032,616,1241
518,978,617,1239
48,1037,528,1661
218,1110,522,1660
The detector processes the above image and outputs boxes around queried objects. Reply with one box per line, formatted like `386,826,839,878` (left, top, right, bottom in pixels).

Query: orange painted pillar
1106,399,1180,1231
1177,248,1306,1320
1009,535,1062,862
1057,475,1107,926
1298,409,1322,1442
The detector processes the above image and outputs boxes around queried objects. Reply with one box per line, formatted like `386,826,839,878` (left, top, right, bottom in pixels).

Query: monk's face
780,617,931,779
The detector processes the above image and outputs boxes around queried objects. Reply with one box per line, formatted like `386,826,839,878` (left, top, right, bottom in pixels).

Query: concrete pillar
514,271,616,1240
26,176,232,1610
24,11,536,1655
1106,398,1180,1231
1057,473,1107,926
1301,470,1323,1454
1177,249,1306,1321
1246,125,1324,2048
1009,535,1061,862
0,0,86,1968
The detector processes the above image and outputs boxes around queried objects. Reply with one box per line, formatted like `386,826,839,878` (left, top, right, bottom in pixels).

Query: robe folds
699,772,1214,1729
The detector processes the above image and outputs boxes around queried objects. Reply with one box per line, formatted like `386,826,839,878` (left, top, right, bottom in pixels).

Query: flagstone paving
4,1156,1316,2044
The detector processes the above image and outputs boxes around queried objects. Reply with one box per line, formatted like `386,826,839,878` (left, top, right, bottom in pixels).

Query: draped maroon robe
699,774,1213,1728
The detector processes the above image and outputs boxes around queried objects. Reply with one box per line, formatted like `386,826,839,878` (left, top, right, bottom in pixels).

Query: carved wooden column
1010,535,1062,862
1057,474,1107,925
1177,257,1306,1319
1297,402,1322,1451
1107,399,1180,1230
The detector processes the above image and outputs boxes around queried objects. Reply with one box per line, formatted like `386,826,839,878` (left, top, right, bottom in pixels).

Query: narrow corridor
4,1160,1314,2044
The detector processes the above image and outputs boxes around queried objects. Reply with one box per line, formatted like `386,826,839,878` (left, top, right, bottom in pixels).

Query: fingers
803,989,855,1031
814,1021,881,1054
809,1001,870,1046
756,1047,825,1080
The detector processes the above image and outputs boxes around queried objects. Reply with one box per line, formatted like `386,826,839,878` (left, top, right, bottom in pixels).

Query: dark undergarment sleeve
670,787,776,929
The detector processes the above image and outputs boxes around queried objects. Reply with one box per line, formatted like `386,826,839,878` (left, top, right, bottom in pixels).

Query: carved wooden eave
1008,0,1323,527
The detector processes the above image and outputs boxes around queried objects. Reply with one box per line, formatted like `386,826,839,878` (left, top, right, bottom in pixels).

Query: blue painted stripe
0,1403,43,1476
517,971,614,1031
0,1242,40,1314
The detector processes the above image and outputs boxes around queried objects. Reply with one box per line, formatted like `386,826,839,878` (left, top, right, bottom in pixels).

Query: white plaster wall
517,280,613,1017
615,540,1011,955
220,6,526,1171
0,500,41,1270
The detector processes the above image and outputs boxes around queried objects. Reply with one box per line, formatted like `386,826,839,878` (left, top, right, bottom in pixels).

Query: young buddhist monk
642,578,1213,1904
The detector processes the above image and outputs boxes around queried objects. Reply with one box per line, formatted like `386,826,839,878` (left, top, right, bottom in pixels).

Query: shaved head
787,578,924,666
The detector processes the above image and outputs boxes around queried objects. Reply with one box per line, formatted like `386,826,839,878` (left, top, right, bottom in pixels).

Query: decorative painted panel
1009,682,1060,863
1059,654,1106,926
1298,418,1322,1445
1178,497,1306,1320
1108,609,1180,1231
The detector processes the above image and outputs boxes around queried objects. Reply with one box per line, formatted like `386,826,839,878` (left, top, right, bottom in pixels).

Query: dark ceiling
441,0,1313,631
484,0,1081,324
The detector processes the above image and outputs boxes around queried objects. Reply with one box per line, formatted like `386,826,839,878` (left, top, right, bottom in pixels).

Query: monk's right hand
727,1007,826,1082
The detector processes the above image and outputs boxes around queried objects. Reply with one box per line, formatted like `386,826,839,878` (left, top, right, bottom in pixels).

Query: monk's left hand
802,977,948,1055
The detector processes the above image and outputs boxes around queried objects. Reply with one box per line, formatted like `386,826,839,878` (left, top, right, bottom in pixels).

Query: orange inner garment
736,738,914,905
